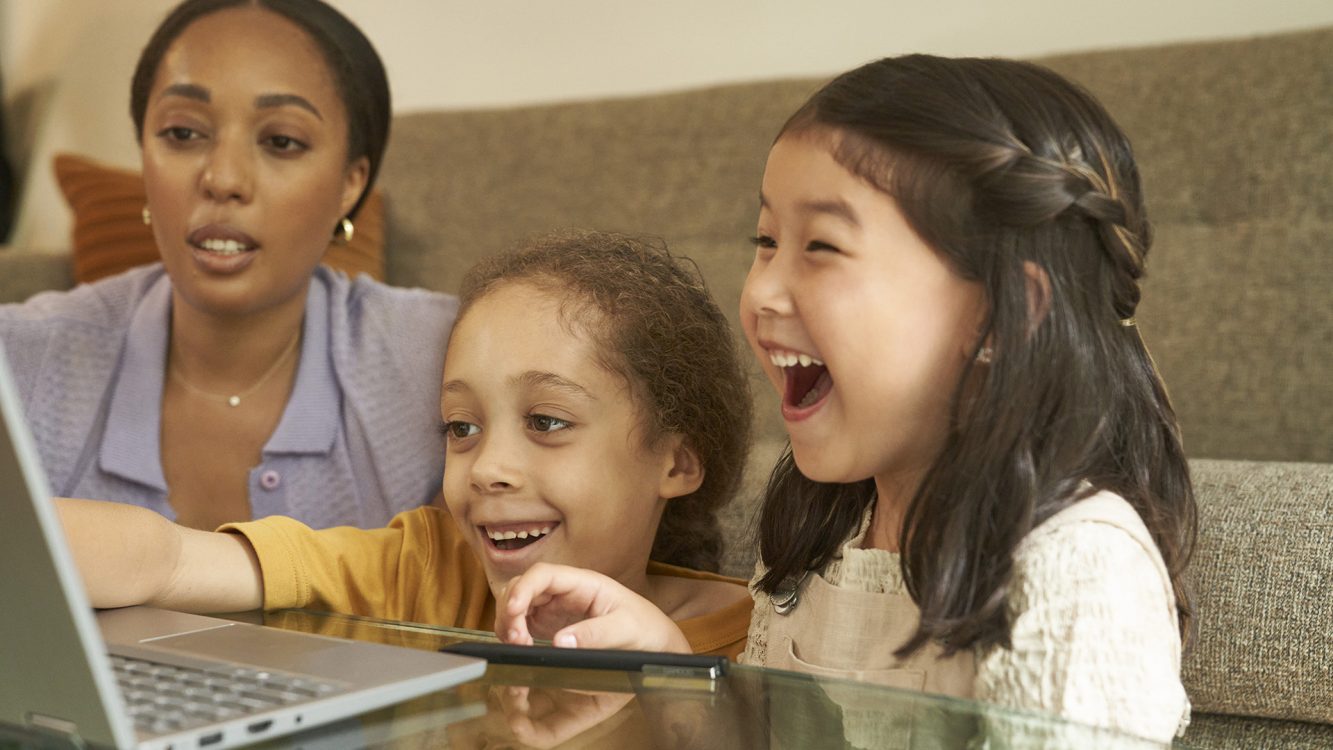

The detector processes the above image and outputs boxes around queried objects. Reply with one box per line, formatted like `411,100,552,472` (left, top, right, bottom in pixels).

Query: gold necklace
168,332,301,408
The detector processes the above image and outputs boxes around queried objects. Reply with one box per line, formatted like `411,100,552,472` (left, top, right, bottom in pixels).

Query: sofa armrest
1182,458,1333,725
0,247,73,304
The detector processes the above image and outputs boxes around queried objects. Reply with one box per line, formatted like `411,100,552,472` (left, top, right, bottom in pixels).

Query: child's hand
496,562,690,653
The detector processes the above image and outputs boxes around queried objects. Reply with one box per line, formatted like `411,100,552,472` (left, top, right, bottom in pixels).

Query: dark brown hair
756,55,1196,656
456,230,753,572
129,0,390,220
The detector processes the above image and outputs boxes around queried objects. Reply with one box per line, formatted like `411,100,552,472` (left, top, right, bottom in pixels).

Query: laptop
0,341,486,749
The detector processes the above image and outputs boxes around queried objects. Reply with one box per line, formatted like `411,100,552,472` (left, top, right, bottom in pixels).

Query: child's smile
483,522,556,551
740,134,986,487
766,347,832,418
439,282,684,596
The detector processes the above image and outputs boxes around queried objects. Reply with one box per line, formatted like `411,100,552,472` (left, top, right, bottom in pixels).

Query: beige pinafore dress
745,509,977,747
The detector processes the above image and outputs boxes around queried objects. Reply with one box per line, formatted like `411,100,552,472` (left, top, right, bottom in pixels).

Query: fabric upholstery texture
1183,713,1333,749
52,153,387,283
1182,459,1333,724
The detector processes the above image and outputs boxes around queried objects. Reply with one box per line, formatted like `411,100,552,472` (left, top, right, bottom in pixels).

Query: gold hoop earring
142,206,152,226
333,217,354,245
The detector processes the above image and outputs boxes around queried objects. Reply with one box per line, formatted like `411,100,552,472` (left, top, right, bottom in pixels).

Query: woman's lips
186,225,260,275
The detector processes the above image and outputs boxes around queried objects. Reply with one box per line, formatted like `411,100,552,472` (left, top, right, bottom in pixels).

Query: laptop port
199,731,224,746
247,720,273,734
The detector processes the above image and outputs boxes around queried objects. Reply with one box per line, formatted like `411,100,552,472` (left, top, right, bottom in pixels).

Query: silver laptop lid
0,340,137,748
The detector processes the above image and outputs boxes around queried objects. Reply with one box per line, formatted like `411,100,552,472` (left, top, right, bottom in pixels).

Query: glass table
210,609,1188,749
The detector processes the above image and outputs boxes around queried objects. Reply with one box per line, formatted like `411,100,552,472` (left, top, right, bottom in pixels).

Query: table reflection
234,610,1177,750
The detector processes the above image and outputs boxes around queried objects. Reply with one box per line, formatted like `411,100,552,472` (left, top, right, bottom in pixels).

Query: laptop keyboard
109,653,341,735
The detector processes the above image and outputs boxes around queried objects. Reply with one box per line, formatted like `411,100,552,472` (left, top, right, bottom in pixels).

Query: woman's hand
496,563,690,653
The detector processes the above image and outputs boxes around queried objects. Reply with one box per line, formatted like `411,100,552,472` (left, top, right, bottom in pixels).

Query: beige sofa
3,26,1329,748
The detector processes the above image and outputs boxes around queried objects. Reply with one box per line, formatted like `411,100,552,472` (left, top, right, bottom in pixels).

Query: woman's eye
441,421,480,440
264,135,307,153
526,414,572,433
806,239,841,253
158,126,200,142
749,234,777,249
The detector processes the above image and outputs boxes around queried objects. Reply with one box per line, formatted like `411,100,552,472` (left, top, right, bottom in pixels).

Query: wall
3,0,1332,250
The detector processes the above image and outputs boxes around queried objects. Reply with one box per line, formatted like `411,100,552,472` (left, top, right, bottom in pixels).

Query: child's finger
497,564,597,643
505,563,605,618
550,610,657,652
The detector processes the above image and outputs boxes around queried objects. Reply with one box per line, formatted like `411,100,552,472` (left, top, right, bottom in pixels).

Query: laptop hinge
26,713,87,748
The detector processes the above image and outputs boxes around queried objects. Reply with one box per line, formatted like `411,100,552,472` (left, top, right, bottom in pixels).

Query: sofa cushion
1182,458,1333,724
1141,216,1332,463
52,153,387,283
0,247,74,304
1038,28,1333,464
1184,713,1333,750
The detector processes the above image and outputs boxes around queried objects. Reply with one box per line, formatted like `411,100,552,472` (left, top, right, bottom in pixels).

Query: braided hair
755,55,1196,657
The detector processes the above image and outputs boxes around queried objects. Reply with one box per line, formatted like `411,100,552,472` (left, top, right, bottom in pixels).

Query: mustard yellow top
222,506,751,658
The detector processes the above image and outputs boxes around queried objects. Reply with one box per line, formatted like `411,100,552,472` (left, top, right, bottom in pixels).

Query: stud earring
976,346,994,365
333,217,354,245
142,206,152,226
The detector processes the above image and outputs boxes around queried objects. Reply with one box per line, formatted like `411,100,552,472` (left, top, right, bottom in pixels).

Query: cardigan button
259,469,282,491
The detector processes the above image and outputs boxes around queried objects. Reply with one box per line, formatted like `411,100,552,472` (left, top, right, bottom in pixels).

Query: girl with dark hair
56,230,755,658
496,55,1197,742
0,0,455,531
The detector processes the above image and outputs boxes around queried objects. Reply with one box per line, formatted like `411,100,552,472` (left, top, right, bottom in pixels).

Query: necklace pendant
228,396,241,407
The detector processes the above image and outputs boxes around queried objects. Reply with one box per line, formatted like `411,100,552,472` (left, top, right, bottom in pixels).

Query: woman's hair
456,230,753,572
129,0,390,219
755,54,1197,656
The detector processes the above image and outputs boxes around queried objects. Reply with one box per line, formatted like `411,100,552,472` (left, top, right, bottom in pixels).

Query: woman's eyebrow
255,93,323,120
158,82,210,103
153,85,322,121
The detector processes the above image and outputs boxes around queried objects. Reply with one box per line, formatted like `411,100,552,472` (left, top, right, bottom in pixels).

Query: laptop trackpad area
99,606,455,685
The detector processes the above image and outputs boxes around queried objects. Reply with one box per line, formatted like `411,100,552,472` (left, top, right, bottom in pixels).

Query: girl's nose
742,252,794,318
200,137,254,204
469,436,524,494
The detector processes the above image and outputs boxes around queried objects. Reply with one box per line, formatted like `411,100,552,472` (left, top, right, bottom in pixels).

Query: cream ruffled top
743,490,1190,743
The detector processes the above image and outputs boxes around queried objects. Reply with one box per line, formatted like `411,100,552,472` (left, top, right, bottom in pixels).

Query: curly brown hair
456,230,752,572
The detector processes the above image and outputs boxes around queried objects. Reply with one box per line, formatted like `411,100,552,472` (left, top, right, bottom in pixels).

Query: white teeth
199,238,248,255
768,349,824,368
486,526,553,542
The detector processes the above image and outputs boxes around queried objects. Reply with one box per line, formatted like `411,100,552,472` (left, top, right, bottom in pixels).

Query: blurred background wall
3,0,1332,249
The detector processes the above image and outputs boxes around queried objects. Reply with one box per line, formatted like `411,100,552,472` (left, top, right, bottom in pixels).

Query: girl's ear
1023,260,1053,331
658,435,704,500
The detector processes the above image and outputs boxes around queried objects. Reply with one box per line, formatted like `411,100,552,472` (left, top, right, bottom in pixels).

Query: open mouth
770,349,832,409
483,523,557,551
193,238,256,256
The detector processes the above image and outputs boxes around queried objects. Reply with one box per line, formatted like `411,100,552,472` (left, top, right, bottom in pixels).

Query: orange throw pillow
53,153,385,284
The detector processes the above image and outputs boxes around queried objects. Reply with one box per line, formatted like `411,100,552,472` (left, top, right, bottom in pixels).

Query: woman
0,0,456,530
